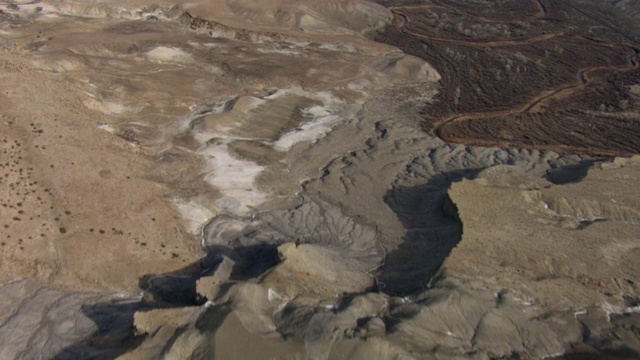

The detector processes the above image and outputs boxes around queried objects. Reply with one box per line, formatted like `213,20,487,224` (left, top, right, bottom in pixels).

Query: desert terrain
0,0,639,359
376,0,640,156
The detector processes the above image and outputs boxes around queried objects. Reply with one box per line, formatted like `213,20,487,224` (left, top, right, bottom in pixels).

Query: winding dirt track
392,10,557,47
388,1,640,154
432,51,639,137
390,0,545,25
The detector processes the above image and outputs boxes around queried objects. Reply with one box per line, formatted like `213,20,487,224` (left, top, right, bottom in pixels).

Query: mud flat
0,0,639,359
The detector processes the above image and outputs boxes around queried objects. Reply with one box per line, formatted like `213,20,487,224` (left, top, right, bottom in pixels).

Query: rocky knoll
443,156,640,358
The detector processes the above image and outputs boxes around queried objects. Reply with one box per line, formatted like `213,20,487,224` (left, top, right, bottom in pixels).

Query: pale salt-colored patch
173,199,215,234
102,101,126,115
268,288,285,302
183,87,365,217
574,309,588,319
199,144,266,216
270,87,363,151
625,306,640,314
97,124,116,133
146,47,193,64
273,110,343,151
255,47,301,56
319,42,357,53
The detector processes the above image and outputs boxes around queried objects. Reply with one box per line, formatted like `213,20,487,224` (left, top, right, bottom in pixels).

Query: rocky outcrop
441,156,640,357
445,156,640,313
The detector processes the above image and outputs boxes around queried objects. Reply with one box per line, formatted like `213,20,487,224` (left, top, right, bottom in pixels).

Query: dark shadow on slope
577,311,640,360
56,294,234,359
379,169,482,297
54,257,208,359
545,158,602,185
54,299,148,360
54,237,281,359
139,266,207,307
553,311,640,360
139,243,279,306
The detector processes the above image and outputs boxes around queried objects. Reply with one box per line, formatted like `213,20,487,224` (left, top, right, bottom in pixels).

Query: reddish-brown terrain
375,0,640,156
